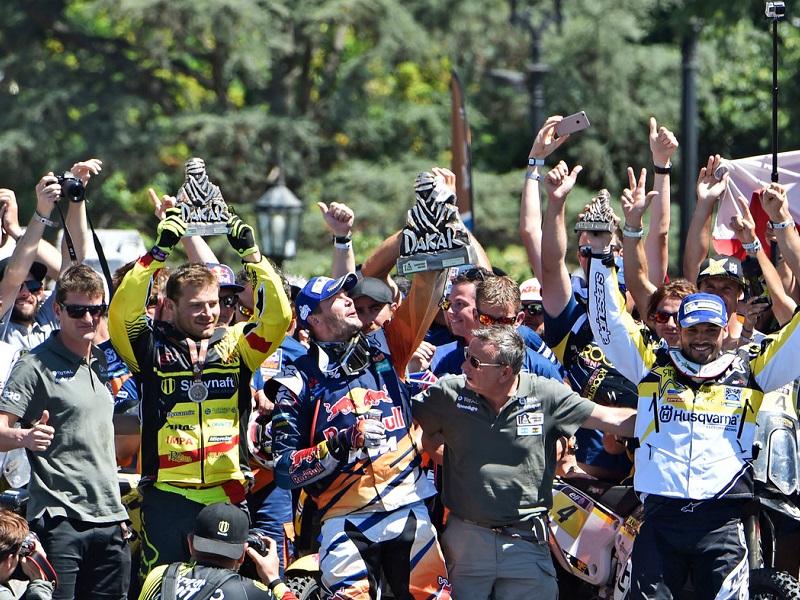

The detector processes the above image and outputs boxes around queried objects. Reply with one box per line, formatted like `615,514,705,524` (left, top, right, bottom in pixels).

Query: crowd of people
0,111,798,600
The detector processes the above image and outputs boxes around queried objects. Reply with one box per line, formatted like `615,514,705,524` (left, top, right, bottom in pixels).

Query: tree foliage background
0,0,797,280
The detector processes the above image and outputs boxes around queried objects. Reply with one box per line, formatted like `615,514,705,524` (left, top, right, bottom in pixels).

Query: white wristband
525,172,544,182
33,211,56,228
742,238,762,253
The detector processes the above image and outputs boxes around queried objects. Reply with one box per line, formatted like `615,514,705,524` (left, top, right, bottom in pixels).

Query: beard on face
11,301,37,324
322,312,363,342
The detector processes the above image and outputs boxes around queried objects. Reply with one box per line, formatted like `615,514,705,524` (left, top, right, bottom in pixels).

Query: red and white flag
713,151,800,260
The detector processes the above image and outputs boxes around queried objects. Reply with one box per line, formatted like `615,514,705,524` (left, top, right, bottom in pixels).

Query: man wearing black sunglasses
0,264,131,599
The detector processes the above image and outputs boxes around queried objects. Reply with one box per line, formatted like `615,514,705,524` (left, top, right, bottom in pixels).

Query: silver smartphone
555,111,591,138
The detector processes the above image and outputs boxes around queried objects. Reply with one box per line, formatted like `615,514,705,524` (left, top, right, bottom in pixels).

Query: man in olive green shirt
413,325,635,600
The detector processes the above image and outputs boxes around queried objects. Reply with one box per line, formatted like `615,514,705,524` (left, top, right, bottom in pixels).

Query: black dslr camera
18,532,38,557
239,530,270,581
55,172,85,202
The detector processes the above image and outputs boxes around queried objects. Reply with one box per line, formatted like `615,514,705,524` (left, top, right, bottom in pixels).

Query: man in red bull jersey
268,270,451,600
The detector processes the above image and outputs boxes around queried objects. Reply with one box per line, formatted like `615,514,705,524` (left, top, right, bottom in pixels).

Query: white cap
520,278,542,303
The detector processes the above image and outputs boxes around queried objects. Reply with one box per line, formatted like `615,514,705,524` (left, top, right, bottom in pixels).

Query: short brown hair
646,278,697,322
55,264,106,305
476,276,521,312
166,263,218,302
0,508,28,560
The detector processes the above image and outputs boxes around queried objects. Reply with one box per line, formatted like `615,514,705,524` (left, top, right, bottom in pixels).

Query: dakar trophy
175,157,232,236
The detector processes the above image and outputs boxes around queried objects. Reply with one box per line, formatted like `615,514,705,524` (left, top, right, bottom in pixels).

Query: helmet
247,411,273,470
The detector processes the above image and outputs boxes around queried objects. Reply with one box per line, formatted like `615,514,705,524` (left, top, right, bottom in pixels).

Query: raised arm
645,117,678,286
0,189,61,279
729,193,796,327
318,201,355,278
519,115,569,278
683,155,728,282
540,161,583,317
760,183,800,290
620,167,660,319
59,158,102,270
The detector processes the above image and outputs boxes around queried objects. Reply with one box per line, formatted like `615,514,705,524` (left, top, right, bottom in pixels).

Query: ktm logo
218,521,230,534
161,379,176,395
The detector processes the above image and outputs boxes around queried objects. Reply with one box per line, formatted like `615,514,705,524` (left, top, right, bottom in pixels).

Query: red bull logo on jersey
324,386,391,422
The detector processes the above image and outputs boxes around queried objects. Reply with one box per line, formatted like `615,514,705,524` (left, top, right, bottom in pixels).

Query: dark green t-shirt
413,372,594,525
0,333,126,522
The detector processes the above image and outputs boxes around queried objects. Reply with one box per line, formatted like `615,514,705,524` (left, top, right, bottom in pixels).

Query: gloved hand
326,417,387,460
227,214,259,258
152,208,186,259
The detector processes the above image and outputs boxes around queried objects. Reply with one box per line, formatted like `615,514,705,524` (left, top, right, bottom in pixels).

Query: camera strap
54,197,117,302
161,562,238,600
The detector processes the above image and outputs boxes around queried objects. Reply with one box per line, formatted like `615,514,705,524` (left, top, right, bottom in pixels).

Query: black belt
459,513,549,545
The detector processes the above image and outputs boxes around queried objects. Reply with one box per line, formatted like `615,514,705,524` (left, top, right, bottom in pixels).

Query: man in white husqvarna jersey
587,239,800,600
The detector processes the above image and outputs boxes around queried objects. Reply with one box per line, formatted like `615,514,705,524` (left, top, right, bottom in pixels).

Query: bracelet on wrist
525,171,545,182
768,218,794,230
267,578,282,591
742,238,762,253
150,246,169,262
332,234,352,244
528,158,545,167
333,240,353,250
622,224,644,238
653,163,672,175
33,211,56,228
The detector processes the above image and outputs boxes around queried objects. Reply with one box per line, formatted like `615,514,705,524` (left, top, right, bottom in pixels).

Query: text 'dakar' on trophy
396,172,477,275
574,189,617,235
175,158,232,236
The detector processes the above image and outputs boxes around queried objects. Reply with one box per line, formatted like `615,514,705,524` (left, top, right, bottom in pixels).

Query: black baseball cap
192,502,249,560
0,258,47,283
696,255,745,287
348,277,394,304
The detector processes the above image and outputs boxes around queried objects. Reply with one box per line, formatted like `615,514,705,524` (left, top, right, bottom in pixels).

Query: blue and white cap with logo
296,273,359,327
678,292,728,328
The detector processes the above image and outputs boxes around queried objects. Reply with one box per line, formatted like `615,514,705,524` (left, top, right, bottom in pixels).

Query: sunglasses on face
461,268,487,282
238,304,254,318
20,280,43,294
439,297,452,311
578,245,621,258
220,295,238,308
464,348,505,369
59,303,107,319
653,310,679,324
522,302,543,316
476,311,517,327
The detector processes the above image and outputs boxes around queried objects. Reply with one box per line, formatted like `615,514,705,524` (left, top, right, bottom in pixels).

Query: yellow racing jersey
108,253,290,503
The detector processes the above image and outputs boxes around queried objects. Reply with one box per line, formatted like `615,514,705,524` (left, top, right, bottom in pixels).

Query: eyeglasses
476,311,517,326
653,310,679,324
58,303,107,319
238,304,254,318
438,297,452,311
522,302,543,316
20,280,43,294
464,349,505,369
220,295,238,308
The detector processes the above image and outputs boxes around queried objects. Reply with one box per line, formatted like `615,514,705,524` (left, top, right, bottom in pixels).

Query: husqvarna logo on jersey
161,378,176,395
658,404,738,430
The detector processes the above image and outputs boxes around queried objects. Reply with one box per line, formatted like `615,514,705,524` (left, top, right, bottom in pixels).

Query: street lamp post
254,170,305,266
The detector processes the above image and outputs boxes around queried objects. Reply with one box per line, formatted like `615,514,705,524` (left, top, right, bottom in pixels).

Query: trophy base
184,223,231,237
397,246,478,275
574,221,616,233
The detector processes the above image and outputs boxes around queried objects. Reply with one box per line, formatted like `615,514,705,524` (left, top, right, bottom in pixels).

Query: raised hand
530,115,569,160
317,201,354,238
760,182,791,224
227,215,259,258
729,195,757,244
153,208,187,258
696,154,728,204
431,167,457,196
649,117,679,168
621,167,658,228
148,188,177,221
544,161,583,205
69,158,102,185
